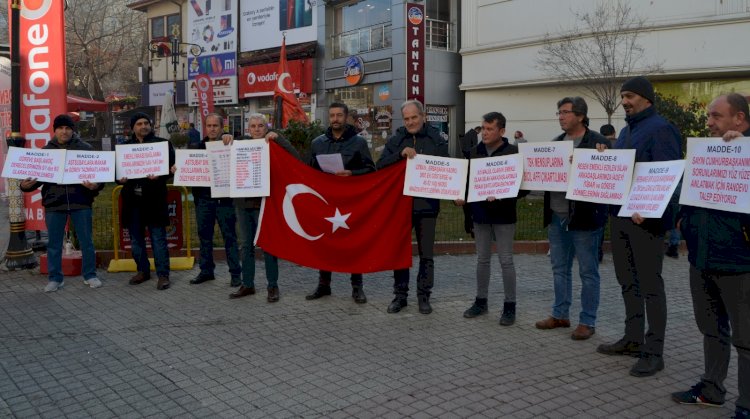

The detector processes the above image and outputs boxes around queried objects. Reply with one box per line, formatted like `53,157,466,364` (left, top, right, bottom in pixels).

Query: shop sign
239,59,313,97
426,105,448,122
377,84,390,102
344,56,365,86
406,3,425,104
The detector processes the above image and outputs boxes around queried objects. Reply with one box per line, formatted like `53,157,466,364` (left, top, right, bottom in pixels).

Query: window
334,0,391,34
426,0,450,22
331,0,392,58
151,14,181,39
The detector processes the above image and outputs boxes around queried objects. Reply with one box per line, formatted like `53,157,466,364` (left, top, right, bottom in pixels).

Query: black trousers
393,215,436,298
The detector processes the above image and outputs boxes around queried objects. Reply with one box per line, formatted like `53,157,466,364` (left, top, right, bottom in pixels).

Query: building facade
461,0,750,141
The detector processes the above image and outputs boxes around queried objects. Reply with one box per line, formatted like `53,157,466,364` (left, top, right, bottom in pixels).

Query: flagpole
4,0,37,270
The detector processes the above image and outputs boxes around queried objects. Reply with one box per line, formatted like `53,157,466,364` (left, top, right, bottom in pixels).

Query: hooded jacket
377,124,449,216
543,128,611,230
20,135,105,211
310,124,375,175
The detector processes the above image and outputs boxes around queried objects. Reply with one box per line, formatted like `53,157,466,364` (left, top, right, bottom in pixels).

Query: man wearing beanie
117,112,176,290
596,76,682,377
20,114,105,292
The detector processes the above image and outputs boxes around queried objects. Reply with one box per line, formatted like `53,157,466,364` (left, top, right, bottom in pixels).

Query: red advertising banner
195,74,214,137
239,59,313,98
9,0,69,230
405,3,425,105
118,188,184,251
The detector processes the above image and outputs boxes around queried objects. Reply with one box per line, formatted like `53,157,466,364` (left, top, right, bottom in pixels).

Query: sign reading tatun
405,3,425,104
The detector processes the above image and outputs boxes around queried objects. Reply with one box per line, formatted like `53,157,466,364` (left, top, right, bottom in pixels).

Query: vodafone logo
247,72,256,85
196,76,211,92
20,0,53,20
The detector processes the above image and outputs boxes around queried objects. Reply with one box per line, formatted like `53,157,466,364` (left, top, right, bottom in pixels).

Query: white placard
173,149,211,187
518,141,573,192
229,139,270,198
467,155,522,203
62,150,116,184
618,160,685,218
206,140,231,198
403,155,468,200
679,137,750,214
566,149,635,205
115,142,169,180
316,154,345,174
1,147,65,183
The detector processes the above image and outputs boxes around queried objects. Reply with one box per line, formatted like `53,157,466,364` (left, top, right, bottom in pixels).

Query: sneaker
671,384,723,407
83,278,102,289
44,281,64,293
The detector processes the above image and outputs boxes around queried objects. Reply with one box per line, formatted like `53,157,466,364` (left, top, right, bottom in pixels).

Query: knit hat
130,112,152,129
620,76,655,103
53,114,76,131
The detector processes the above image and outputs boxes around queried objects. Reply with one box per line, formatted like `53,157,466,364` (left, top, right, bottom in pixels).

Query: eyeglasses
556,110,575,116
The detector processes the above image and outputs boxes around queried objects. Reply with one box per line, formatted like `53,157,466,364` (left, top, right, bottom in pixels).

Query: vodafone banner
195,75,214,137
9,0,68,230
239,59,313,98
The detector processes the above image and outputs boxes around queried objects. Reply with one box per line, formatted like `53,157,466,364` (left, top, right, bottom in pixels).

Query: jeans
667,228,680,246
474,222,516,302
689,266,750,410
195,197,241,278
610,216,667,356
127,210,170,278
548,213,603,326
45,209,97,283
394,214,436,298
236,206,278,288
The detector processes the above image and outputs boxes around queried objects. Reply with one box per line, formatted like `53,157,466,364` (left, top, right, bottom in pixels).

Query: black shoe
671,383,723,407
596,338,641,357
352,287,367,304
629,354,664,377
418,295,432,314
305,285,331,300
190,273,215,285
463,298,488,318
387,297,407,313
230,276,241,287
499,302,516,326
665,244,679,258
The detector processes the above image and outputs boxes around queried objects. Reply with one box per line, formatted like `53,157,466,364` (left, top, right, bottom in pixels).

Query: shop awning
67,94,108,112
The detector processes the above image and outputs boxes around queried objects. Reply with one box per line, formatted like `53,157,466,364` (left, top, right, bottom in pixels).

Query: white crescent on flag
276,72,293,94
282,183,352,241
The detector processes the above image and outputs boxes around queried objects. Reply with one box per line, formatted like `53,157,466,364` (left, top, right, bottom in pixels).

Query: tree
654,92,709,155
536,0,661,124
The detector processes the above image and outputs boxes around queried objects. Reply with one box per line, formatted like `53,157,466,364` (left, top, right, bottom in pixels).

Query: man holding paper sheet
535,97,610,340
187,113,242,287
597,76,682,377
118,112,176,291
20,114,105,292
377,99,449,315
671,93,750,419
305,102,375,304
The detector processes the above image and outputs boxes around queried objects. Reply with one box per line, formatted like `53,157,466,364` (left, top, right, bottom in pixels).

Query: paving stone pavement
0,251,739,418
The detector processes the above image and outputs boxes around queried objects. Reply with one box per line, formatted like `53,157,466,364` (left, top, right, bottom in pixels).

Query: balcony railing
426,18,455,51
331,23,392,59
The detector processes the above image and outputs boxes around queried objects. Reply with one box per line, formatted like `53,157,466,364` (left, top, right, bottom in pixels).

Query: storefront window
333,84,393,159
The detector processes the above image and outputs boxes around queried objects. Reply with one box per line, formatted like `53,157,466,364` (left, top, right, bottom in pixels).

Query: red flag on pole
256,142,413,273
273,36,308,128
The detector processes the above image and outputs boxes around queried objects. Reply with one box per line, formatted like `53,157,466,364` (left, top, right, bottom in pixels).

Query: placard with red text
2,146,65,183
518,141,573,192
115,142,169,180
566,149,635,205
404,155,468,200
230,139,270,198
173,149,211,187
618,160,685,218
467,155,522,202
679,137,750,214
62,150,115,184
205,140,231,198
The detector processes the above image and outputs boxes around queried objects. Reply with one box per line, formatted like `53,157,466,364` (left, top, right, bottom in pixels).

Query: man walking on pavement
596,76,682,377
671,93,750,419
305,102,375,304
377,100,449,314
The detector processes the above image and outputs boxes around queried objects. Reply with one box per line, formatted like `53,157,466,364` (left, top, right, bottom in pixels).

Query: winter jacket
377,124,449,216
20,135,105,211
680,127,750,273
465,139,528,225
235,133,301,210
613,105,682,234
117,131,176,227
543,129,611,230
310,125,375,176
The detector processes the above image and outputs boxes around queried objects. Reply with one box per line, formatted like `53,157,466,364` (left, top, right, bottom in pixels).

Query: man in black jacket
535,97,610,340
457,112,524,326
21,114,105,292
117,112,176,291
305,102,375,304
377,100,449,314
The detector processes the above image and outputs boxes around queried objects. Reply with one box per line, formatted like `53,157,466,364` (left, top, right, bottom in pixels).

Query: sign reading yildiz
405,3,425,105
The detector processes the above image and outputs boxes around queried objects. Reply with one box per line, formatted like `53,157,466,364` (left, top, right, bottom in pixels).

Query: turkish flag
256,142,413,273
273,36,308,128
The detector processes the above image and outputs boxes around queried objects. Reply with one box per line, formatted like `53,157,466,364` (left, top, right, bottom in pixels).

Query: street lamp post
149,24,203,104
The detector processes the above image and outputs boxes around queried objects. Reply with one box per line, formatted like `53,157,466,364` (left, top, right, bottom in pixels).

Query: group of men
19,75,749,418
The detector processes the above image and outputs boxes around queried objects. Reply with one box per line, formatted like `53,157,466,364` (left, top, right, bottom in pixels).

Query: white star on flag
325,208,351,233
